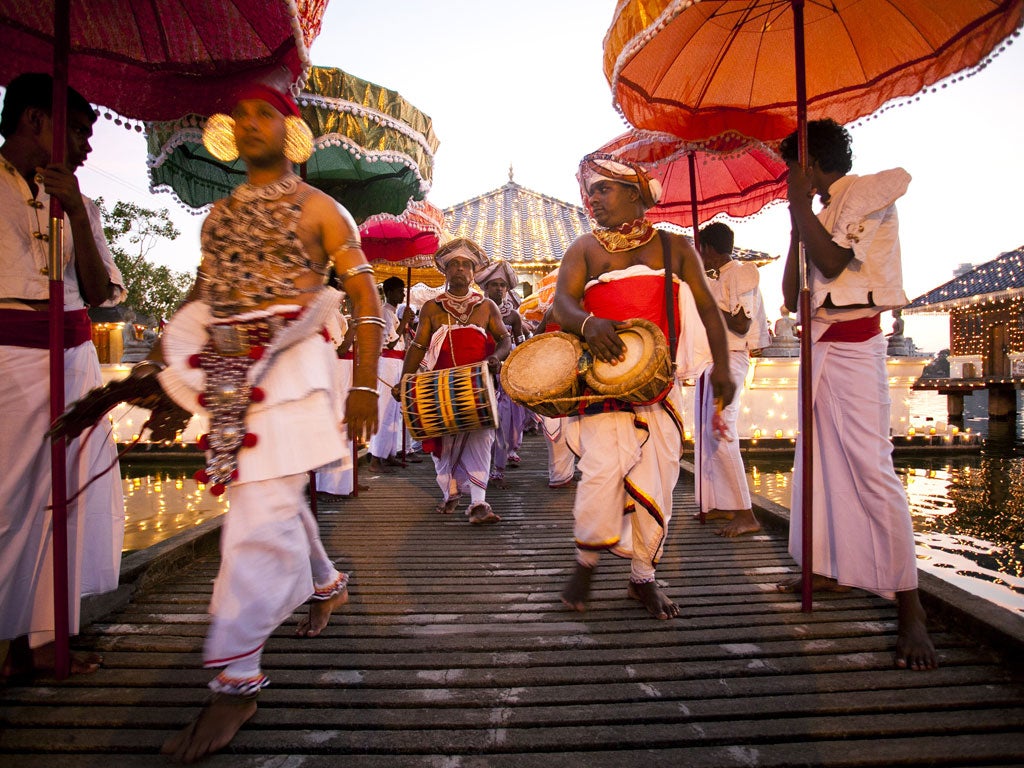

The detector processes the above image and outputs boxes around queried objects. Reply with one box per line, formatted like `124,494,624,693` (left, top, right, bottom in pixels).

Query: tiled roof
442,179,592,271
654,223,778,266
905,245,1024,313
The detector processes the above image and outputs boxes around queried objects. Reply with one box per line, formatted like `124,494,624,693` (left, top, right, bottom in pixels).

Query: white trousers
789,333,918,599
694,350,752,513
542,415,576,485
432,429,494,506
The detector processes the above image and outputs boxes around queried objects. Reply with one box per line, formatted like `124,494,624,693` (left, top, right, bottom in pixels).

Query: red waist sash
381,349,405,359
0,308,92,349
819,314,882,343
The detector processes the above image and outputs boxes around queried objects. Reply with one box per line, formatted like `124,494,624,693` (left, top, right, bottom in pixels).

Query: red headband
233,83,300,118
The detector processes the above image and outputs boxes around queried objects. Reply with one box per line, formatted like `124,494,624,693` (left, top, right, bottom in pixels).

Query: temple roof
905,245,1024,313
442,176,592,272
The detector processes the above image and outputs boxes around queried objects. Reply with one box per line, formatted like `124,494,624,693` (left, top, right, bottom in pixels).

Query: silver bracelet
353,315,386,327
580,313,595,336
337,262,373,282
349,386,379,396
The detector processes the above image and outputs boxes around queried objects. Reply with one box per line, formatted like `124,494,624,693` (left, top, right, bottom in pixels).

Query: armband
353,315,386,327
349,386,379,397
337,262,373,282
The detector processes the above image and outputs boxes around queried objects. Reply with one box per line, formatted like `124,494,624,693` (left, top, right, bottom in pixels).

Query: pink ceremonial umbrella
0,0,327,677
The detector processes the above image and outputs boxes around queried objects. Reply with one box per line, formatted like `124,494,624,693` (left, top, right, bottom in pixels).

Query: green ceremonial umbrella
146,65,439,222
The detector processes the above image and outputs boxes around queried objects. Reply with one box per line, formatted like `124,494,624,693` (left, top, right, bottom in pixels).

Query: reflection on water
748,451,1024,615
121,460,229,553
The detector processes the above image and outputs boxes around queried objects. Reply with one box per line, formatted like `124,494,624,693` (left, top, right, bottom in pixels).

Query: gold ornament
202,113,239,162
284,116,314,164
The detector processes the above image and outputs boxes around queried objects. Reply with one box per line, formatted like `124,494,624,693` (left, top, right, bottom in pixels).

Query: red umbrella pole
47,0,71,680
400,266,411,466
687,151,706,525
793,0,814,614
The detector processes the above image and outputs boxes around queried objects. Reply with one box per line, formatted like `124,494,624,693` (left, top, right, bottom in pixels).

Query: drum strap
658,230,678,359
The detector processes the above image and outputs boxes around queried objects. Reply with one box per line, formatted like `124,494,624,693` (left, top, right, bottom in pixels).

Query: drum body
583,319,674,404
502,332,582,418
401,362,499,441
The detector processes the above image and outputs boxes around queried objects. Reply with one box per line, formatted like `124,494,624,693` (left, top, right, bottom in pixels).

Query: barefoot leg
895,589,938,671
30,642,102,676
434,495,461,514
776,574,851,593
296,585,350,638
701,508,735,522
161,693,258,764
715,509,762,538
560,563,595,612
627,580,680,620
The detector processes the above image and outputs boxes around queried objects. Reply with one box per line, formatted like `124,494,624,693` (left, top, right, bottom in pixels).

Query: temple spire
508,163,514,182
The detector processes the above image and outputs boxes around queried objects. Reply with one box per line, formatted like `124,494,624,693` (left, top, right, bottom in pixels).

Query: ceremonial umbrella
0,0,328,677
147,65,439,222
604,0,1023,610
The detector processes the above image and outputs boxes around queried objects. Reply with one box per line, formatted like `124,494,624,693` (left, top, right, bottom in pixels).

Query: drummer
391,238,511,524
554,154,735,620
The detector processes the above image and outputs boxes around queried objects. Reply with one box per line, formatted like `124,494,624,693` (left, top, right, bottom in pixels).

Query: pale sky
33,1,1024,353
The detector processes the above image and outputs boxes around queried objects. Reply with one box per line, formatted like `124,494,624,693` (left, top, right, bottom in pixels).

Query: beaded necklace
591,216,656,253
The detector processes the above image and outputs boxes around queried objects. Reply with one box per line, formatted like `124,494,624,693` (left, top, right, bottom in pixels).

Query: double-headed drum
502,332,583,418
400,362,499,441
583,319,674,404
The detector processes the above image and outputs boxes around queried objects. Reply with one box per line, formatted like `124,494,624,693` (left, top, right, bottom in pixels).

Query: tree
95,197,192,323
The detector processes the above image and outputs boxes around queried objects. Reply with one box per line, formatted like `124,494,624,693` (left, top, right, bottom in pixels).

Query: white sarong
694,349,752,513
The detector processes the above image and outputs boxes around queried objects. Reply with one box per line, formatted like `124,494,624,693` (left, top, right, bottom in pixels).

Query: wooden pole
687,151,707,524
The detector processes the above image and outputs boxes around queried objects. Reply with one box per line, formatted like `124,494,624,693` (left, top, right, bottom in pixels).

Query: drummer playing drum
554,154,735,620
391,238,511,524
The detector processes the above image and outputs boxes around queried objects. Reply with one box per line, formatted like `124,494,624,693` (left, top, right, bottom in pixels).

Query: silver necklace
233,172,299,203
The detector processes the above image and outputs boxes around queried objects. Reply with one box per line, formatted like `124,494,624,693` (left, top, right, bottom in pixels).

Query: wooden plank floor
2,434,1023,767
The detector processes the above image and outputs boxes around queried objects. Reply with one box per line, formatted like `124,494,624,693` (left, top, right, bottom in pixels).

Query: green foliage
95,197,192,323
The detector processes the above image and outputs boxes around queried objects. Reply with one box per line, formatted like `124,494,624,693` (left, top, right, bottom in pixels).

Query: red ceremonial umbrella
0,0,327,677
604,0,1023,610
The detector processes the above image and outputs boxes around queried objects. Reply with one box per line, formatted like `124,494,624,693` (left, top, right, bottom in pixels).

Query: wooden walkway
2,434,1024,767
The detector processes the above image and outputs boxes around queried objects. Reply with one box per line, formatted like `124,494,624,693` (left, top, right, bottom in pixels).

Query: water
747,390,1024,614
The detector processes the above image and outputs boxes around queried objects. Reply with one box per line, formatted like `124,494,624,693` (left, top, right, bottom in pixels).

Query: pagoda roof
905,245,1024,314
442,177,591,271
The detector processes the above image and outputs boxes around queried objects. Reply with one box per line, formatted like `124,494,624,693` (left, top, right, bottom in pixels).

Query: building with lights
905,245,1024,422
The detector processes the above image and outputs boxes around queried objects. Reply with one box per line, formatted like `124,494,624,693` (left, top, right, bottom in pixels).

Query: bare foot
715,510,762,538
489,474,510,490
560,563,595,612
368,459,394,474
627,580,680,620
895,590,938,671
161,693,257,763
295,585,349,638
467,502,500,524
30,642,102,676
698,508,734,521
434,496,460,514
776,574,851,593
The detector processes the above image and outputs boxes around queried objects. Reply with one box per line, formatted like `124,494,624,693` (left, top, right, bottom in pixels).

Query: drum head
585,319,666,395
503,332,581,401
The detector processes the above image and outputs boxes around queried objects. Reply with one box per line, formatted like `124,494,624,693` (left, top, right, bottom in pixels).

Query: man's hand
710,364,736,409
486,355,502,376
786,163,816,210
344,390,379,444
581,315,630,364
36,164,86,217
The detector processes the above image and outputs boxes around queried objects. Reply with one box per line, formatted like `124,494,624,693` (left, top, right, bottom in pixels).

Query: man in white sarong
475,258,529,489
781,118,936,671
694,222,770,537
392,238,511,524
119,82,384,760
554,154,734,620
368,276,414,473
0,73,126,680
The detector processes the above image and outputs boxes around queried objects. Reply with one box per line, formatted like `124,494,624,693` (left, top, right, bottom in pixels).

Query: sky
16,1,1024,353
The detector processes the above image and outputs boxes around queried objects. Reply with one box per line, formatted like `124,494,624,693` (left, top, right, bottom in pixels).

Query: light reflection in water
747,454,1024,615
121,462,228,552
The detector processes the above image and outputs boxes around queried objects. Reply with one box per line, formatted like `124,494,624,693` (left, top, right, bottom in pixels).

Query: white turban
578,153,662,209
433,237,490,274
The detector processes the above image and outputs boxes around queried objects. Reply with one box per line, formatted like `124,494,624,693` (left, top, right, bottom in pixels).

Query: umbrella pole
687,151,706,525
793,0,814,613
308,471,318,520
401,266,411,466
46,0,72,681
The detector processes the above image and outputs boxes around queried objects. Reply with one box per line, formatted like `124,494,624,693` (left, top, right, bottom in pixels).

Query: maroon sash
0,308,92,349
381,349,405,359
819,314,882,343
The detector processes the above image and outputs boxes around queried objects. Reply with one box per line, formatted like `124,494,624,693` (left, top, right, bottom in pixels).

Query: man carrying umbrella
780,118,936,671
122,81,386,760
0,73,125,680
554,155,734,620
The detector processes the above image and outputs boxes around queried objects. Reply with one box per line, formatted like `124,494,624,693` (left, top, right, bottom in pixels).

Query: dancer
392,238,511,524
0,73,125,680
694,222,770,537
780,118,936,671
555,154,734,619
136,81,385,761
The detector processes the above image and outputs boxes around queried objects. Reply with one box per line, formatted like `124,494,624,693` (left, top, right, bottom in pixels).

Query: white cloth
694,350,752,513
807,170,910,320
789,330,918,600
564,386,684,583
315,356,355,495
542,415,575,486
709,261,770,352
204,473,342,678
368,354,405,459
431,430,493,507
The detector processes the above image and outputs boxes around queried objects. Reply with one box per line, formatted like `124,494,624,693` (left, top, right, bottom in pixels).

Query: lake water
119,390,1023,615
